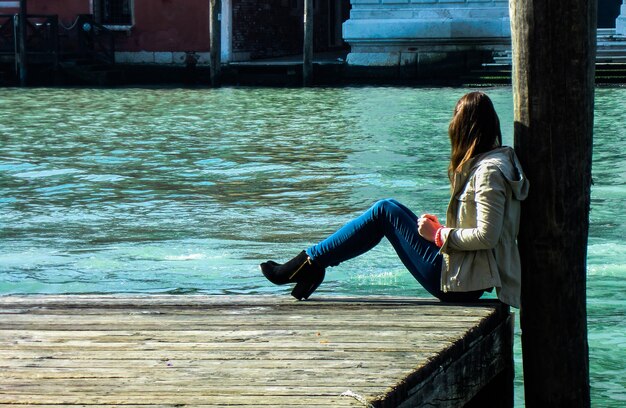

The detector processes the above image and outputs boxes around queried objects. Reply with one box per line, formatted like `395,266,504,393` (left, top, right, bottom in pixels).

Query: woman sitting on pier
260,92,529,308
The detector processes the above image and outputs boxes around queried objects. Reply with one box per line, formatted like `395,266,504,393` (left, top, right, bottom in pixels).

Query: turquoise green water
1,87,624,406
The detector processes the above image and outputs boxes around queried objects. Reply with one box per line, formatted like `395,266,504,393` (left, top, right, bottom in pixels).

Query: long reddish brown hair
448,92,502,180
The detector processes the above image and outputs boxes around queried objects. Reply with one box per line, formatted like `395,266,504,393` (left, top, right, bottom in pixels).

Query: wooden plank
0,395,358,406
396,314,514,408
0,406,353,408
0,294,472,306
0,295,510,407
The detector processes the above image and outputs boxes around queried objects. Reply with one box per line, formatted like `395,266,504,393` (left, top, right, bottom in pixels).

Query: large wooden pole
510,0,595,406
209,0,221,87
303,0,313,86
17,0,27,86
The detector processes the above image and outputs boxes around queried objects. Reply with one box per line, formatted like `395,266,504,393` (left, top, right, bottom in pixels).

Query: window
94,0,133,27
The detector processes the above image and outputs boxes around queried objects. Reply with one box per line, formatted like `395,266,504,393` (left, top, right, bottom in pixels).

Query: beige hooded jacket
439,146,529,308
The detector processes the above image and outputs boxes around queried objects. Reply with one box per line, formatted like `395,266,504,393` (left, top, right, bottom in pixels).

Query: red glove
417,214,443,243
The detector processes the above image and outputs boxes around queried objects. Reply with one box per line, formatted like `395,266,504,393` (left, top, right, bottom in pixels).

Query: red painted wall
23,0,90,26
116,0,210,52
10,0,210,52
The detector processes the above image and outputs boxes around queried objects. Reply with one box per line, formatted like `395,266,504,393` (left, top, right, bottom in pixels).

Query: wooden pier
0,295,513,407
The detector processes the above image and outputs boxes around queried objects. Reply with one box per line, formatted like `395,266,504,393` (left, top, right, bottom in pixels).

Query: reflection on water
0,86,624,406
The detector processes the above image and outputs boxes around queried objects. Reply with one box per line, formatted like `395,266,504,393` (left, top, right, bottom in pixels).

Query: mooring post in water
303,0,313,86
17,0,27,86
510,0,595,406
209,0,221,87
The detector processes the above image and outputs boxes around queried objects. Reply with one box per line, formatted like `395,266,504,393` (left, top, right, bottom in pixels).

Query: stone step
596,62,626,67
488,54,626,67
597,43,626,49
597,56,626,63
597,46,626,53
473,62,626,85
480,63,511,72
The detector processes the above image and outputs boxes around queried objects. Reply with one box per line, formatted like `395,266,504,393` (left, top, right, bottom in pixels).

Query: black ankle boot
260,251,325,300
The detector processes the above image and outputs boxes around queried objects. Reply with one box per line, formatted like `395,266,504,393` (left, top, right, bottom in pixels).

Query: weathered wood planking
0,295,513,407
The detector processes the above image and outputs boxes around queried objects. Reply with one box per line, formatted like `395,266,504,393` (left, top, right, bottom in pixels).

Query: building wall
11,0,625,68
112,0,210,64
115,0,209,52
231,0,302,60
230,0,345,60
12,0,89,23
9,0,210,64
344,0,511,70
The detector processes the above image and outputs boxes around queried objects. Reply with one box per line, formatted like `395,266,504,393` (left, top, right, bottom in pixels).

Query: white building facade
343,0,510,72
342,0,626,73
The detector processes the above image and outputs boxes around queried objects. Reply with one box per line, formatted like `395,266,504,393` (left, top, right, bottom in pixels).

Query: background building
1,0,625,83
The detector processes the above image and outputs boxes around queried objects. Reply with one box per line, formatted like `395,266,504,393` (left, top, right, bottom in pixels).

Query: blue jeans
306,199,483,302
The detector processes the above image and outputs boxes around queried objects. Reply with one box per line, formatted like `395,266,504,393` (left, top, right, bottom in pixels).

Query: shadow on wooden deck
0,295,513,407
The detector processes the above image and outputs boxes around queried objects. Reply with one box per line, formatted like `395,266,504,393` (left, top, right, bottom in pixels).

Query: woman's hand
418,214,442,243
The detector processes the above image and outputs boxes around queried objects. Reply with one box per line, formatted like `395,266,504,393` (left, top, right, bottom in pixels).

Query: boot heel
291,270,325,300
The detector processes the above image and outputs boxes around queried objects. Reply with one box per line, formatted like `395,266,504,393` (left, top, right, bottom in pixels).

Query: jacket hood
471,146,529,201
